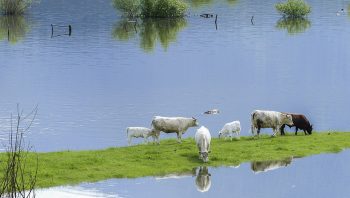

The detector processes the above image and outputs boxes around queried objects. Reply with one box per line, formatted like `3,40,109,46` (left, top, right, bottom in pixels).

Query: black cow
280,113,312,135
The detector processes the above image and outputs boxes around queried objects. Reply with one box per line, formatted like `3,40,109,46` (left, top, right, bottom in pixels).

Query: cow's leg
280,125,286,136
197,145,202,159
295,127,299,135
128,137,132,146
303,130,307,135
144,136,148,144
154,130,160,144
272,127,278,137
257,127,261,136
251,125,256,136
177,132,183,143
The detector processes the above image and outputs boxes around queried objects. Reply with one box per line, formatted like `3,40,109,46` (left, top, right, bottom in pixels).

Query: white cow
151,116,198,143
218,121,241,140
195,126,211,162
251,110,293,136
126,127,154,145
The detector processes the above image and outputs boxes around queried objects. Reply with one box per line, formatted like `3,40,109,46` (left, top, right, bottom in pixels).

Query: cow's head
307,124,313,135
218,131,226,138
199,151,209,162
282,114,293,126
192,117,199,126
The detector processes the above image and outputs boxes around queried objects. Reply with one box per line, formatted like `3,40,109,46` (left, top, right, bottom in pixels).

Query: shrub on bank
0,0,35,15
113,0,188,18
275,0,311,18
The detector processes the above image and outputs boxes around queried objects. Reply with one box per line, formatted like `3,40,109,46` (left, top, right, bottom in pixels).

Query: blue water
0,0,349,151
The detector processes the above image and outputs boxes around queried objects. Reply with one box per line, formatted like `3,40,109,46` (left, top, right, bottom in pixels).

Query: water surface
0,0,349,151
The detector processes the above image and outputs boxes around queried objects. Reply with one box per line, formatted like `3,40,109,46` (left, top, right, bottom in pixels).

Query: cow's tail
126,127,130,137
250,111,255,135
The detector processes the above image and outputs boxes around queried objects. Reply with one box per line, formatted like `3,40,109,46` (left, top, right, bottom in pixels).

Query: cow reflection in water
195,166,211,192
251,157,293,173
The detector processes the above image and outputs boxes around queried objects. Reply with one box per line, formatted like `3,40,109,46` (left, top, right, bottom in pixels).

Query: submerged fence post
251,16,254,25
51,24,53,38
68,25,72,36
215,14,218,30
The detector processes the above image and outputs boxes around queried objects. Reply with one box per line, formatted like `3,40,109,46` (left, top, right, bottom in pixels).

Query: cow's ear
192,117,196,120
198,151,201,154
208,151,211,153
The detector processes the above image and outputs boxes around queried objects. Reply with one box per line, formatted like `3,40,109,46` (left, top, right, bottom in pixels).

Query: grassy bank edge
1,131,350,189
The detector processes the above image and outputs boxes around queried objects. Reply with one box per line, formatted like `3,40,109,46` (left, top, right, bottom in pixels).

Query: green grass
1,132,350,189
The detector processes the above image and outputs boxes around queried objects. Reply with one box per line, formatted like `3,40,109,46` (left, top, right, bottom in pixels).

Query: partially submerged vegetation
0,0,36,15
1,132,350,189
275,0,311,18
0,15,30,43
113,0,188,18
276,17,310,34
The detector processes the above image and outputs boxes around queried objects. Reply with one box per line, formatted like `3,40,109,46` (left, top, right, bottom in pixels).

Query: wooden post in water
51,24,54,38
215,14,218,30
68,25,72,36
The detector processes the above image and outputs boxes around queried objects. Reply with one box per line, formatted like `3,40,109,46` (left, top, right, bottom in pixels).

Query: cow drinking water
195,126,211,162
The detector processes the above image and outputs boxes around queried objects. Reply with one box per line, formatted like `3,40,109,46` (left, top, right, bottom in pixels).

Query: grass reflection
0,15,30,44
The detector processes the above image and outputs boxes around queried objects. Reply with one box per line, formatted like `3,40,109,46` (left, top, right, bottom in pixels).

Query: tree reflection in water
276,17,311,35
113,18,187,52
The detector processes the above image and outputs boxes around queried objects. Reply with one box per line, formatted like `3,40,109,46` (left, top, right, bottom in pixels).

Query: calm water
35,150,350,198
0,0,350,151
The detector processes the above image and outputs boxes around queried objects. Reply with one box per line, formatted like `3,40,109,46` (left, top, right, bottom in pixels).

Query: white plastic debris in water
204,109,220,115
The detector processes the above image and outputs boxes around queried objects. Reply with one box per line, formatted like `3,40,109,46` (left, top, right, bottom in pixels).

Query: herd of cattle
126,110,313,162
